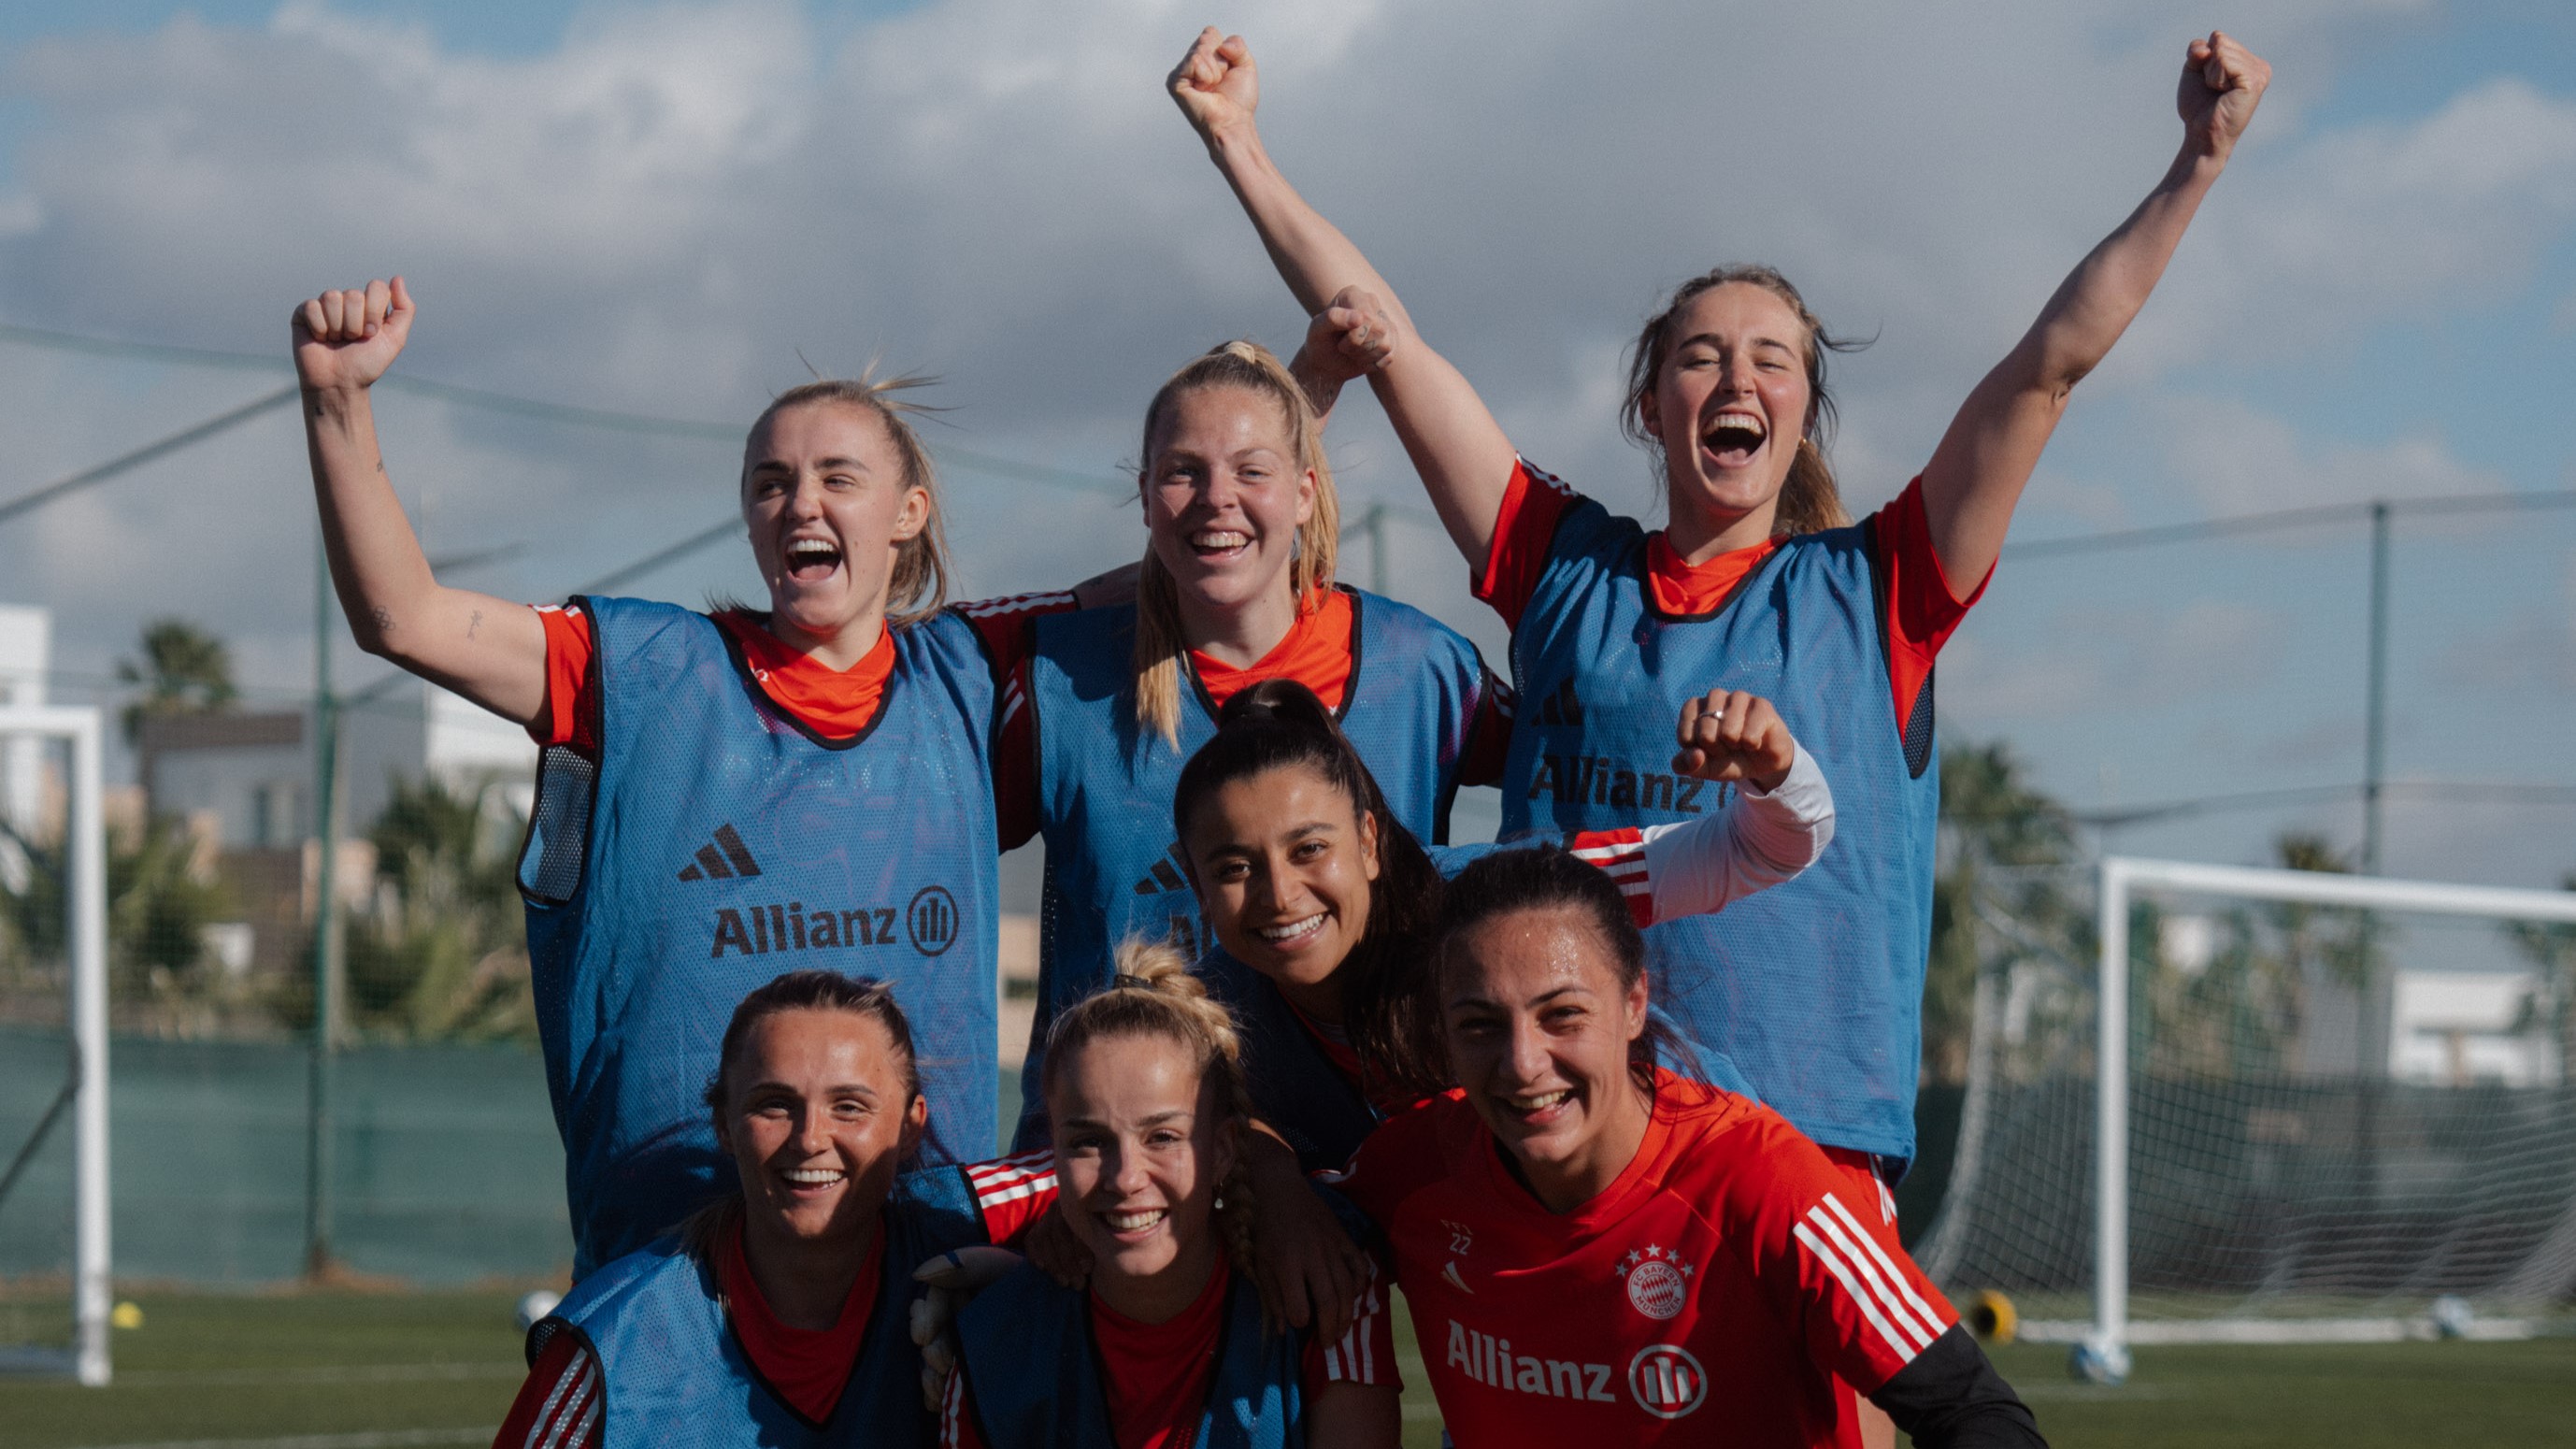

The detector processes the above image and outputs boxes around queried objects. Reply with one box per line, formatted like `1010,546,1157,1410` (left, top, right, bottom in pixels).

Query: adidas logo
1131,841,1189,897
1533,678,1584,727
679,825,764,882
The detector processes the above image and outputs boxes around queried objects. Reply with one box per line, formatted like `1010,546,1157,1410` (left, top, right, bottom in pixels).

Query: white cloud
0,0,2566,808
2150,392,2501,513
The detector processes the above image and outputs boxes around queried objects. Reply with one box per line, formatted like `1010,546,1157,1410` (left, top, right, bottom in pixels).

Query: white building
0,603,49,839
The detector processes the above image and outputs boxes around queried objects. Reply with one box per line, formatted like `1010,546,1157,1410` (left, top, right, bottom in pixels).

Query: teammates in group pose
1171,22,2270,1188
289,21,2272,1447
956,340,1506,1148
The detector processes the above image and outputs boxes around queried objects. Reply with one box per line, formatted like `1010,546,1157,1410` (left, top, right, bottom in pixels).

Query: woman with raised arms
295,284,1010,1275
494,971,1056,1449
1173,26,2268,1200
938,943,1402,1449
1324,850,2047,1447
955,340,1507,1152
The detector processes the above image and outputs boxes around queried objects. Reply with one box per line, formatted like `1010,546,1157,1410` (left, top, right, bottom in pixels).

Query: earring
1212,1192,1226,1212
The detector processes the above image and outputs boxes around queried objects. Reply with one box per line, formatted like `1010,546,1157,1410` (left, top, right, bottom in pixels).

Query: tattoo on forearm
467,610,482,639
371,606,394,634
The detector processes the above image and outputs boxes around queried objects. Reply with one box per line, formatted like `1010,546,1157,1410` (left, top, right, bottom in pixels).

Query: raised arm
293,278,550,725
1919,31,2269,593
1172,29,1519,567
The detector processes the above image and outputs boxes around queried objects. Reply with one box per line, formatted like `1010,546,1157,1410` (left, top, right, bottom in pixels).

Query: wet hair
680,970,922,1257
1132,342,1340,744
1170,680,1450,1102
1426,846,1674,1079
1041,938,1260,1279
740,375,954,626
1621,264,1865,537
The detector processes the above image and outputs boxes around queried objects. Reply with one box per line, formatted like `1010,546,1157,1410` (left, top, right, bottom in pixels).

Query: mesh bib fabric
1017,586,1490,1147
537,1167,986,1446
519,597,1002,1273
955,1258,1306,1449
1502,498,1938,1166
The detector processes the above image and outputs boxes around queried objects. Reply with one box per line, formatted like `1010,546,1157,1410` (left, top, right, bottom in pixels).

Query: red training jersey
940,1253,1396,1449
1324,1070,1957,1447
1475,463,1987,739
530,605,899,754
954,586,1511,851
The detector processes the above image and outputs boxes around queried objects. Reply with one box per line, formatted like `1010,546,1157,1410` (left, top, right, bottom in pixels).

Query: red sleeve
531,606,599,755
1300,1257,1401,1390
952,592,1078,851
1456,671,1515,787
1564,828,1653,927
1871,477,1989,735
1471,460,1579,631
939,1363,989,1449
492,1331,601,1449
963,1148,1060,1245
1713,1113,1960,1396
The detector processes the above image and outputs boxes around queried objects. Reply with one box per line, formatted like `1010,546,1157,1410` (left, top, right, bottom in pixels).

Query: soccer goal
0,705,109,1385
1917,854,2576,1375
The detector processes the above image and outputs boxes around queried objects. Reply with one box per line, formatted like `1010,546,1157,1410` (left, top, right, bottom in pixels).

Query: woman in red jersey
938,941,1402,1449
1324,849,2045,1448
491,971,1056,1449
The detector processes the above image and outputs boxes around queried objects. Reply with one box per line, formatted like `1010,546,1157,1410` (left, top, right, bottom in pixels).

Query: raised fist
1672,688,1797,793
2178,31,2268,161
1169,26,1258,142
291,277,415,394
1309,285,1398,382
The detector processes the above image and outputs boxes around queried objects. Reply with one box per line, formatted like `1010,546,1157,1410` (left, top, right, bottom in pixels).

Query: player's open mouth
1189,529,1252,563
1498,1087,1576,1126
783,537,843,582
1252,912,1327,947
1700,409,1767,469
1103,1208,1167,1240
780,1166,846,1193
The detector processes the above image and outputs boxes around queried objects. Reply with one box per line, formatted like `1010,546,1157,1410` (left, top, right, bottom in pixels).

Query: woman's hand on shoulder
1168,27,1259,146
2178,31,2268,163
1672,688,1796,793
292,276,415,395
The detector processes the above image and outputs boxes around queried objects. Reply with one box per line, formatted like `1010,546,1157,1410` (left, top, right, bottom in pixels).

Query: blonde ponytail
1132,342,1340,744
1043,938,1261,1279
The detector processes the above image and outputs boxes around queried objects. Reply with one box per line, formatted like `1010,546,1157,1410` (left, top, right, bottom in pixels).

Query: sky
0,0,2569,903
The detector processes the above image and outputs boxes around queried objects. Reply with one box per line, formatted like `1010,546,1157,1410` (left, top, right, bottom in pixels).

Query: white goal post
2079,855,2576,1364
0,705,108,1386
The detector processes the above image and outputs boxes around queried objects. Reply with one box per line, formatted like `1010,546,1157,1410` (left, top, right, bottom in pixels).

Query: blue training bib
1016,586,1493,1147
955,1261,1307,1449
538,1167,987,1447
519,597,1003,1273
1501,492,1938,1167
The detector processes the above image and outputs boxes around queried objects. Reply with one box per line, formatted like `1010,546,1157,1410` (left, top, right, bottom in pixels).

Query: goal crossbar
0,706,108,1385
2086,855,2576,1356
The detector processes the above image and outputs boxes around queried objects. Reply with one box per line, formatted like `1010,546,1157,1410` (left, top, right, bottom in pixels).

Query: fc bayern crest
1617,1243,1693,1321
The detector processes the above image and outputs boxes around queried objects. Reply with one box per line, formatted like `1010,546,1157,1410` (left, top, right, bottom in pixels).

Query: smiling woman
491,970,1059,1449
953,339,1510,1158
292,278,1010,1278
1324,851,2046,1449
937,943,1402,1449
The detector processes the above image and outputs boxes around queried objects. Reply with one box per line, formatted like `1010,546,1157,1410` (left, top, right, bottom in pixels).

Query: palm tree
1927,742,2085,1083
115,619,237,744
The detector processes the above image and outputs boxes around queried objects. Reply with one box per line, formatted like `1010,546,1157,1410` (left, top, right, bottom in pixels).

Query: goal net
0,707,108,1384
1917,855,2576,1359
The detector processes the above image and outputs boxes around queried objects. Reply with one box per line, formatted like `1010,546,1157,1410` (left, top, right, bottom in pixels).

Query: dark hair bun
1213,678,1337,734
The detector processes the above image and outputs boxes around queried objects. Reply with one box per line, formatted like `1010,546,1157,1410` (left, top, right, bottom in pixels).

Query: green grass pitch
1,1287,2569,1447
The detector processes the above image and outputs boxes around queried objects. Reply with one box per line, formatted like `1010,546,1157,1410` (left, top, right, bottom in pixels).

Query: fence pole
304,531,340,1278
2093,857,2130,1367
